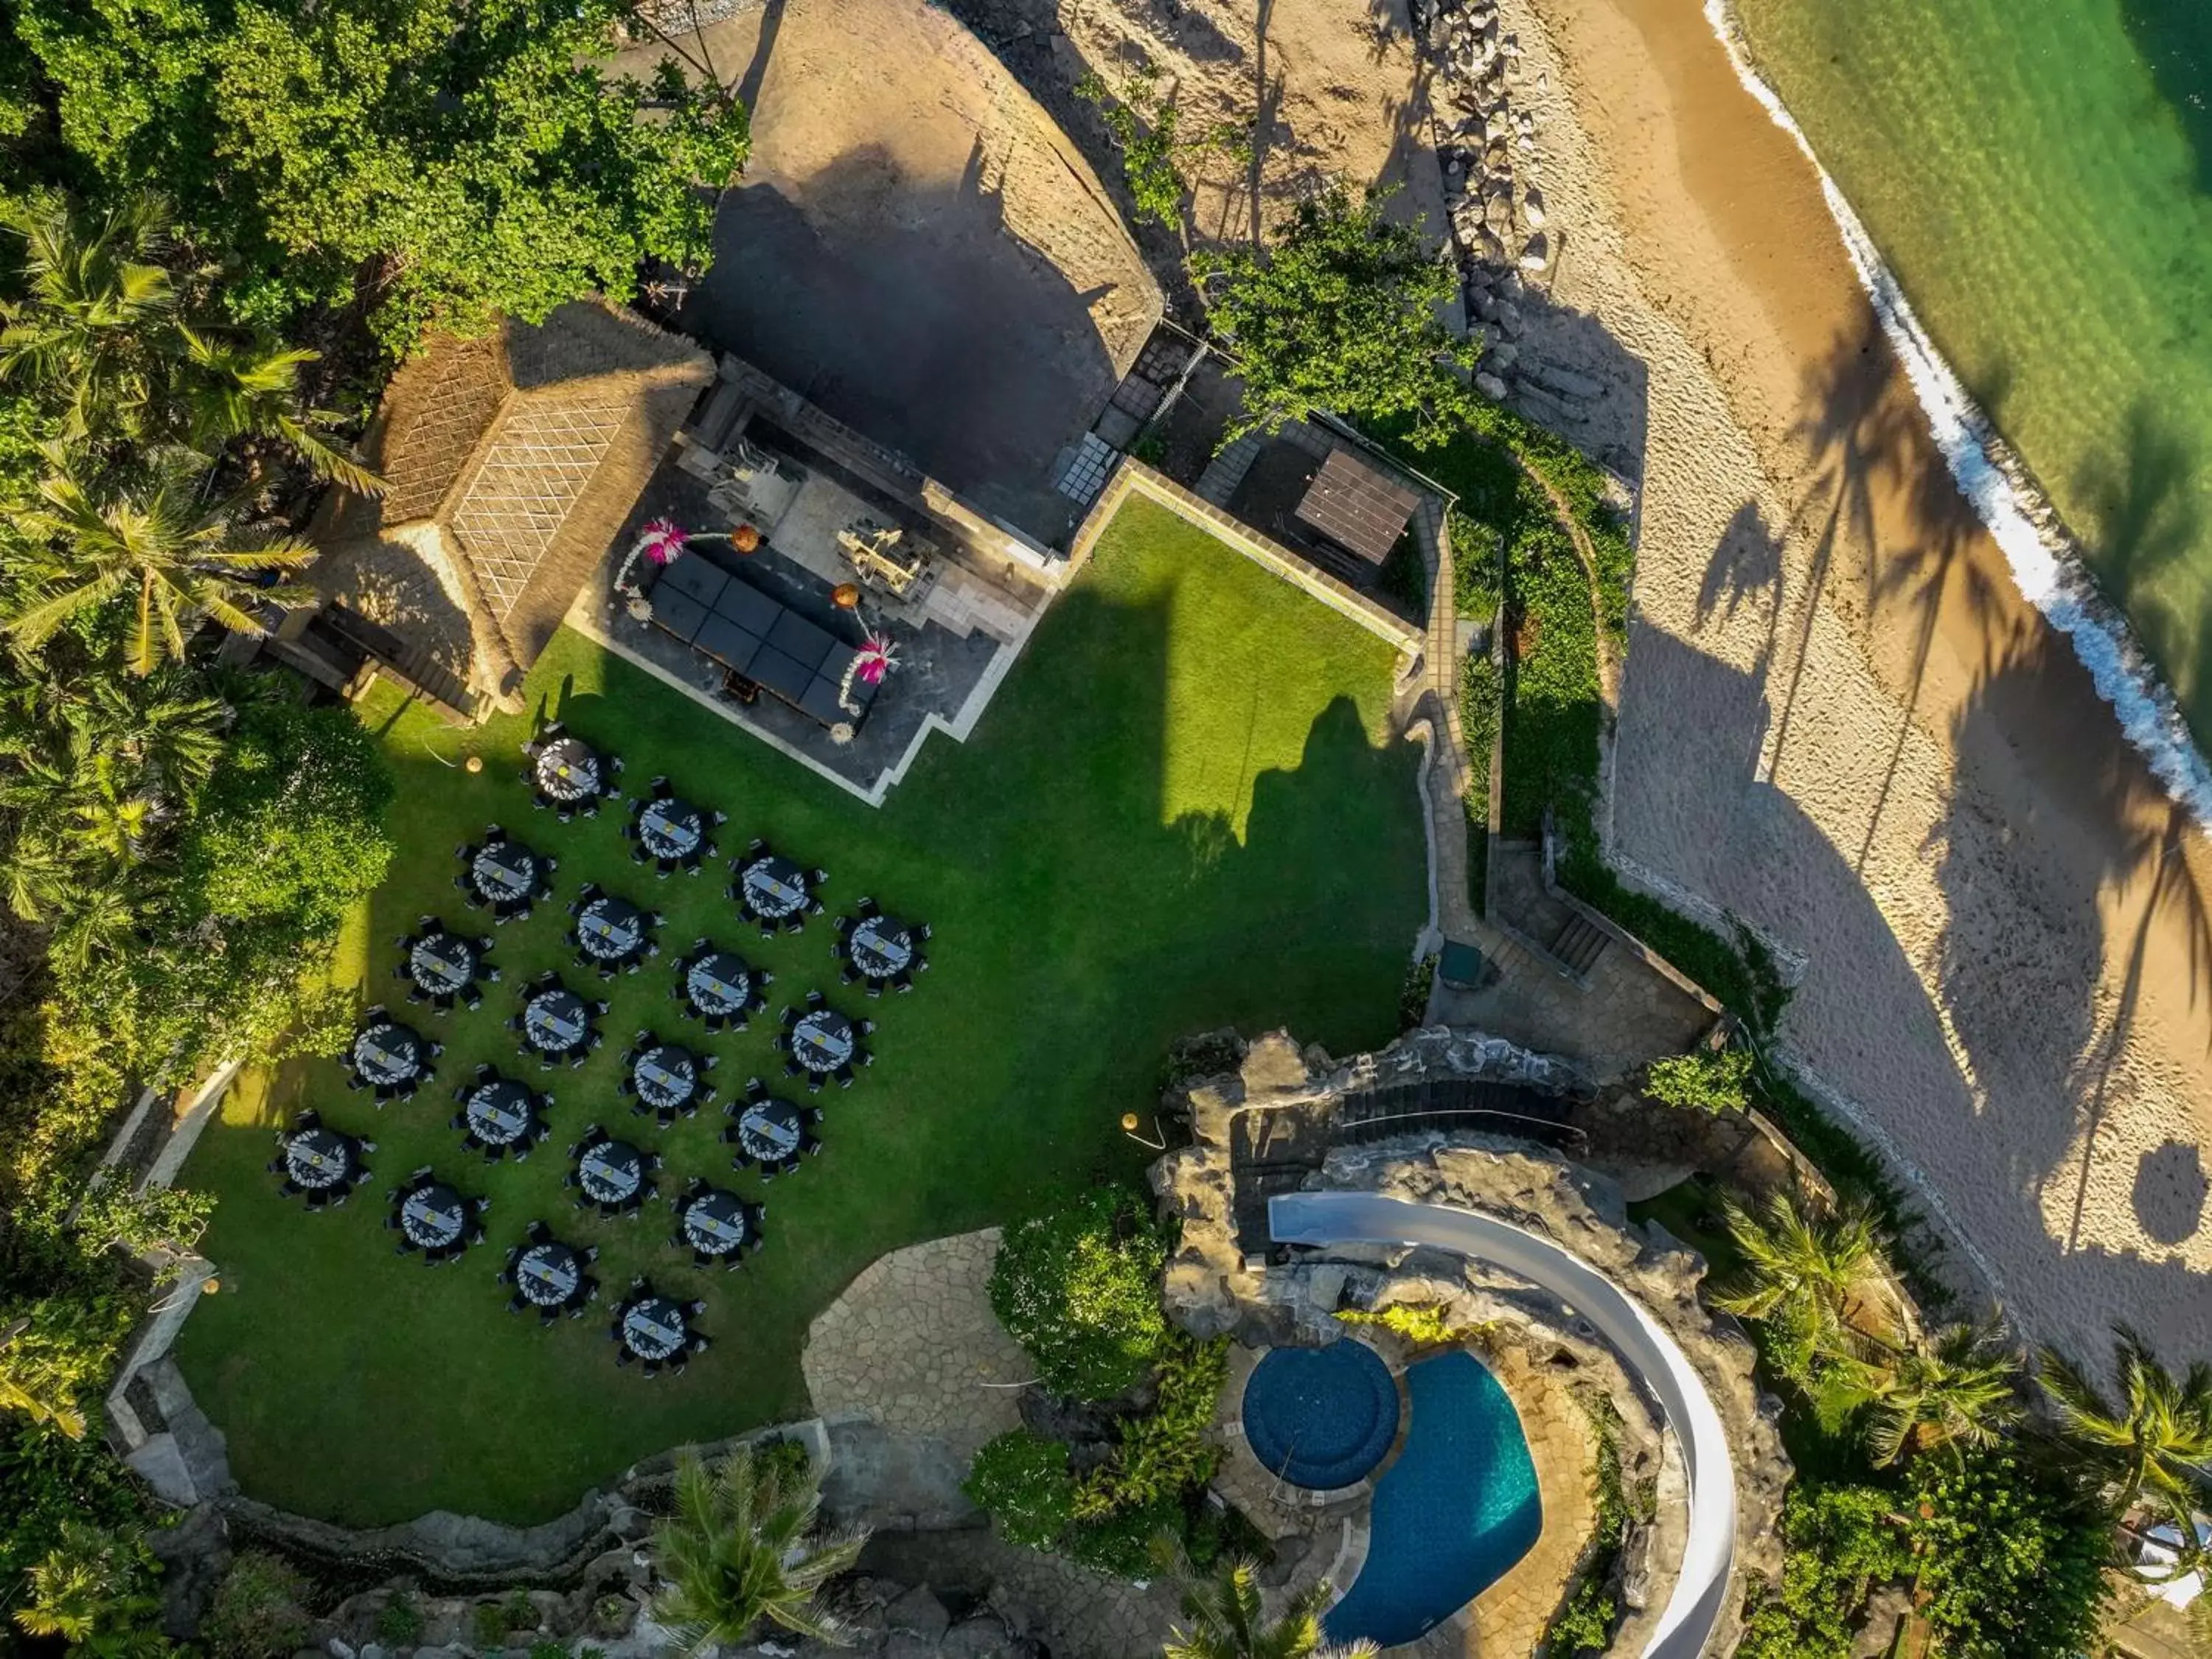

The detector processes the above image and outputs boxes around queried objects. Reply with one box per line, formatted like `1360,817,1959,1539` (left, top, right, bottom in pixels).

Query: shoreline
1505,0,2212,1363
1698,0,2212,827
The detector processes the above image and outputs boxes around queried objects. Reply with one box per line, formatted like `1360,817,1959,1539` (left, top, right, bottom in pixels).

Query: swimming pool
1241,1340,1400,1490
1324,1351,1542,1649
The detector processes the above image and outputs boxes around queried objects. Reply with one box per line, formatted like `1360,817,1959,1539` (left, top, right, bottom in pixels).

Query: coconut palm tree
0,192,176,445
1164,1557,1374,1659
175,327,384,493
7,455,314,674
1711,1189,1901,1374
1859,1321,2023,1467
650,1444,868,1653
2039,1325,2212,1568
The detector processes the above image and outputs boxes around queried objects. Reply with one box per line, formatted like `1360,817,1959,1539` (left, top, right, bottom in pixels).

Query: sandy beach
1495,0,2212,1362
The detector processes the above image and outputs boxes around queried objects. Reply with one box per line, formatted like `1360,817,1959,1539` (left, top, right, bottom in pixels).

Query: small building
276,299,715,719
1294,445,1423,572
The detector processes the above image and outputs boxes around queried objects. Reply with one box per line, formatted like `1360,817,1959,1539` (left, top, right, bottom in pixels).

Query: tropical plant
1733,1483,1910,1659
0,192,377,487
1075,1335,1228,1521
1333,1303,1483,1349
1189,185,1484,448
2037,1324,2212,1566
0,1295,133,1439
0,192,177,447
1164,1555,1370,1659
989,1187,1172,1399
1711,1189,1900,1380
1644,1045,1754,1115
963,1429,1077,1551
7,0,751,347
1857,1321,2021,1467
1908,1446,2110,1658
13,1520,165,1656
7,456,314,674
650,1444,867,1653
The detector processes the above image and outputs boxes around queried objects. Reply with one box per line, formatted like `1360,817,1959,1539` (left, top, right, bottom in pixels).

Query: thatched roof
311,300,713,704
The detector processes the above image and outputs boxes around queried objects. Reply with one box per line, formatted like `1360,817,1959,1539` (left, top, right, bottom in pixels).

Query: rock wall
1152,1031,1791,1657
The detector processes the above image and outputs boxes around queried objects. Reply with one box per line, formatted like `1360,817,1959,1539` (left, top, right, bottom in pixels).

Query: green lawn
173,496,1427,1526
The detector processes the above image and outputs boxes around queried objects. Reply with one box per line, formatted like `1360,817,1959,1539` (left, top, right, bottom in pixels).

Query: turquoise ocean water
1728,0,2212,757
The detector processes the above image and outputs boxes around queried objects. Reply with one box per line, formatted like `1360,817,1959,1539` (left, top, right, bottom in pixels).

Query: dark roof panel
1294,445,1423,565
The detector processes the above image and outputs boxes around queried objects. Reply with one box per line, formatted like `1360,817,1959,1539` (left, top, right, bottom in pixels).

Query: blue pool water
1242,1340,1399,1490
1324,1352,1543,1649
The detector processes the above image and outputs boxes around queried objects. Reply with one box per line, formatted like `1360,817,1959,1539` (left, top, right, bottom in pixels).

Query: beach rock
885,1587,950,1642
1528,362,1604,400
1495,302,1524,336
1476,372,1511,402
1523,189,1547,229
1519,233,1551,271
1485,342,1520,373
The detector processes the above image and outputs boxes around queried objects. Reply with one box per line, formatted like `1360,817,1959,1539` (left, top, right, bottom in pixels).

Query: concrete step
1550,913,1610,978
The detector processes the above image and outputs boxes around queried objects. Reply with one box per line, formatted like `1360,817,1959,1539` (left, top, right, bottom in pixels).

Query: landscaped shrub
1335,1304,1478,1349
1397,956,1436,1032
203,1551,313,1659
1908,1447,2109,1658
989,1189,1172,1400
1074,1336,1228,1520
1075,69,1185,232
1063,1495,1183,1579
1460,652,1500,779
963,1430,1077,1551
375,1594,423,1646
1736,1482,1910,1659
1644,1047,1754,1115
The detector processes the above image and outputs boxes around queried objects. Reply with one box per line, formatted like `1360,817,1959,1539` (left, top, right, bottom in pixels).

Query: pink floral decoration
637,518,688,565
854,636,896,686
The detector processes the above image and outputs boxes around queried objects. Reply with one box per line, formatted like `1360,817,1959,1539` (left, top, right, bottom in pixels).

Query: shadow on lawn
179,567,1427,1527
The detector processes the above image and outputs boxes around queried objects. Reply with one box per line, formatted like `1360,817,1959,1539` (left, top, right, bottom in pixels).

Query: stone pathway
803,1228,1032,1464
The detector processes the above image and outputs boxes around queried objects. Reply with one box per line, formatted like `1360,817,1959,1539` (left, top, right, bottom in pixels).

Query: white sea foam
1703,0,2212,823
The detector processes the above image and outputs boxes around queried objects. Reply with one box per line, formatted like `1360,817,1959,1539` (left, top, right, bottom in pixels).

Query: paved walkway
802,1228,1032,1464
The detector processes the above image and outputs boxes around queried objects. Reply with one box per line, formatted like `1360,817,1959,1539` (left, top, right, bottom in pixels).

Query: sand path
1498,0,2212,1361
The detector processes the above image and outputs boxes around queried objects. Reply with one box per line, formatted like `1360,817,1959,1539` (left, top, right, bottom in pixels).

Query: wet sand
1513,0,2212,1360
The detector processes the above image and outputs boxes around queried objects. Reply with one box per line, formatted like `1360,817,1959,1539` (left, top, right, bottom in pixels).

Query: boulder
1518,233,1551,272
1484,341,1520,374
1475,373,1511,403
1522,189,1547,229
1527,361,1604,401
884,1586,950,1642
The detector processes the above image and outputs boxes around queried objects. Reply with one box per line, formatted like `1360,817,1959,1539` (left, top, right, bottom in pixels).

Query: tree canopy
988,1186,1172,1399
7,0,750,349
1189,186,1483,448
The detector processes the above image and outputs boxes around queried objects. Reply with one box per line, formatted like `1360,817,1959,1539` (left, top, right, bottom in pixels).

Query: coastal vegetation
650,1444,866,1652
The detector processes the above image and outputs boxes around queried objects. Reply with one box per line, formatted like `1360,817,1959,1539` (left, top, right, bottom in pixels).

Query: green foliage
1909,1447,2109,1658
1063,1495,1183,1579
1335,1304,1458,1348
1712,1189,1899,1388
1075,69,1186,232
1191,186,1482,447
1459,652,1499,781
470,1601,510,1649
1396,955,1435,1033
1644,1046,1754,1115
503,1589,538,1631
1542,1576,1615,1657
1734,1484,1910,1659
0,1422,150,1604
1075,1336,1228,1520
0,1291,135,1439
963,1430,1077,1551
8,1,750,348
179,689,395,931
650,1444,867,1652
1164,1554,1329,1659
528,1644,568,1659
13,1520,167,1656
989,1187,1172,1400
203,1551,313,1659
375,1595,423,1646
2037,1324,2212,1563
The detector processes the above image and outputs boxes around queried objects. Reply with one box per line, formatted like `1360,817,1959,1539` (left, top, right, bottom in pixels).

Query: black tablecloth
524,991,589,1053
740,857,809,919
472,842,539,902
848,917,914,979
578,897,646,961
354,1023,424,1085
402,1183,465,1248
790,1010,854,1073
535,738,602,801
685,954,751,1015
681,1191,751,1255
638,799,706,860
579,1141,644,1204
285,1128,352,1189
633,1046,698,1110
622,1296,688,1361
517,1242,582,1307
735,1099,804,1162
411,932,479,995
467,1082,534,1145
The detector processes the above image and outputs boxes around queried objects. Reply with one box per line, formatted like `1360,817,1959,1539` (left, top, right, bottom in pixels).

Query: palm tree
1711,1189,1902,1371
0,192,177,445
175,327,384,494
1859,1321,2023,1467
1164,1557,1374,1659
0,1317,88,1439
2039,1325,2212,1568
650,1444,868,1653
7,456,315,674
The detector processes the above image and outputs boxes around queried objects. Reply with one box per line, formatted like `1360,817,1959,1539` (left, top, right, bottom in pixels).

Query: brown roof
1294,445,1423,566
313,299,714,702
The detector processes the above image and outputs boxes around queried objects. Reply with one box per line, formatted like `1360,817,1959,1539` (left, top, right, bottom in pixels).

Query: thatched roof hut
306,299,713,712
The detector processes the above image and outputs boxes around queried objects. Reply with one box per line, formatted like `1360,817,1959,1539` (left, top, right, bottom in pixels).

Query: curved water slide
1268,1192,1739,1659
